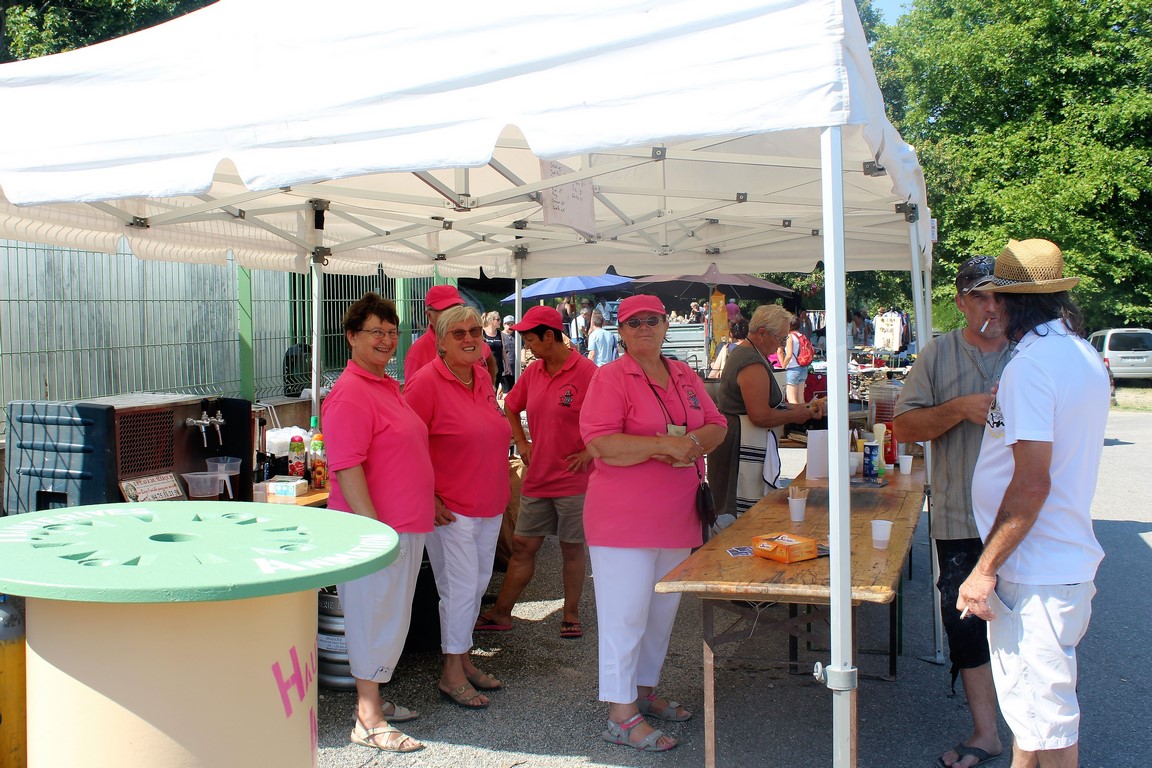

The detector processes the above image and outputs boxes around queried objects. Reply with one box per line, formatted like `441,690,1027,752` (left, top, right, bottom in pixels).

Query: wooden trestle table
656,459,925,768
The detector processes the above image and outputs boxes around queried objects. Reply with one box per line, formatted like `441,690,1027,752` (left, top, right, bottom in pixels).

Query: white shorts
337,532,426,683
987,579,1095,752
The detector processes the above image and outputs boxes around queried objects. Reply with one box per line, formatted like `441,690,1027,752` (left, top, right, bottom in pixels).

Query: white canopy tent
0,0,933,763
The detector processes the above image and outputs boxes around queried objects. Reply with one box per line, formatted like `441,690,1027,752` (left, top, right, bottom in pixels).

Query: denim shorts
785,366,807,386
936,538,992,682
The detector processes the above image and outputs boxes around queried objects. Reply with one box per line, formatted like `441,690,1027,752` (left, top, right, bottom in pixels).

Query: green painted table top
0,502,398,603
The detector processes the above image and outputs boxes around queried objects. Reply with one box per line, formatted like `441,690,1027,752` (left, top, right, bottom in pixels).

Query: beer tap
185,411,212,447
207,407,226,447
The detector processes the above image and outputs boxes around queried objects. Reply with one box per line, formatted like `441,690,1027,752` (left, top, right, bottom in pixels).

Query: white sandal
380,700,419,723
601,714,677,752
350,717,423,753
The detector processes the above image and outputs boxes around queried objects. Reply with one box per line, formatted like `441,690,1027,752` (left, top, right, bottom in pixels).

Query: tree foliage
873,0,1152,331
1,0,214,62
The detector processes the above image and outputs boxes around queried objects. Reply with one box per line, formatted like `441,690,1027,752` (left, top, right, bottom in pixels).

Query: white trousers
425,514,503,654
589,545,688,704
337,532,426,683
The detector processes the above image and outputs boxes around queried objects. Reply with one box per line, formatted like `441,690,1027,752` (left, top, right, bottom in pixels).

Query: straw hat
985,239,1080,293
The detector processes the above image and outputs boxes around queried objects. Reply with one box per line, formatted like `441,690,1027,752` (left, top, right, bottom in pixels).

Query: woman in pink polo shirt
580,294,727,752
404,305,513,711
322,292,432,754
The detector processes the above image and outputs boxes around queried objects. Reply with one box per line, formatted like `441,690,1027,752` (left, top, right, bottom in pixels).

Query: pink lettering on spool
271,644,318,718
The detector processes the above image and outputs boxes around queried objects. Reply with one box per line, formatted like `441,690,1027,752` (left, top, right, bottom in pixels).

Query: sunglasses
447,326,484,341
622,316,663,328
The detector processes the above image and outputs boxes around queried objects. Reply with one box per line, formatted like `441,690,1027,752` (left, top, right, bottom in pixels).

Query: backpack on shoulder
795,332,814,366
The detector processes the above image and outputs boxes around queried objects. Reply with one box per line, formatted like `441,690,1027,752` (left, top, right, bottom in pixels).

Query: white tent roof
0,0,930,278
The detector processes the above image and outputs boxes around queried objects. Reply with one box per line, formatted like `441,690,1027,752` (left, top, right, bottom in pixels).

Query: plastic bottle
0,594,27,768
288,435,306,477
304,415,319,484
883,420,899,465
309,433,328,490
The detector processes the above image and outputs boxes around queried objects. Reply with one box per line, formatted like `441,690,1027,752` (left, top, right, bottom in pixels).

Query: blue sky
872,0,910,23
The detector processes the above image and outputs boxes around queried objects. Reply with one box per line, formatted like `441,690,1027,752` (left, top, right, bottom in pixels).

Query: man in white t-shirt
960,239,1109,768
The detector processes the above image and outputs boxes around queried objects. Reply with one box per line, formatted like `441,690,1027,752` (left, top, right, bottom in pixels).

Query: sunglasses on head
448,326,484,341
623,316,662,328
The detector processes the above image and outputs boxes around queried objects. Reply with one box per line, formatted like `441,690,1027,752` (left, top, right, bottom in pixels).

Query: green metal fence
0,239,434,436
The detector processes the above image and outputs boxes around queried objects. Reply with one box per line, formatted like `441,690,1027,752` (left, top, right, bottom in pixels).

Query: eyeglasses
759,329,787,345
448,326,484,341
359,327,399,340
622,316,663,328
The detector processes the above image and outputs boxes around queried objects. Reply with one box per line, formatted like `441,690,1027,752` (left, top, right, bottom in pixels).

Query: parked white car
1088,328,1152,381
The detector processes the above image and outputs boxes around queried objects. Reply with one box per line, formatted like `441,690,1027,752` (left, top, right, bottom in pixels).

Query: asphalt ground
316,410,1151,768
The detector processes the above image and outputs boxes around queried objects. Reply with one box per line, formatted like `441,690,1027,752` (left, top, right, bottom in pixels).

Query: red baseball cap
617,294,667,322
510,305,565,333
425,284,465,311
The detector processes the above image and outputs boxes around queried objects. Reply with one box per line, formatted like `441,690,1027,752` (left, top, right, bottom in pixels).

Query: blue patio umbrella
501,273,634,303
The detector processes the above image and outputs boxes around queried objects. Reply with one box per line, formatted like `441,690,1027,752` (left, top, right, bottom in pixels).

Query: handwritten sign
540,159,596,238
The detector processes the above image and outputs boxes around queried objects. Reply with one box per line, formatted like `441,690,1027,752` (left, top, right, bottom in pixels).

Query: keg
316,588,355,690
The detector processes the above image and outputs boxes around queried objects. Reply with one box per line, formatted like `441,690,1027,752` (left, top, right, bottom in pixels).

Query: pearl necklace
448,365,473,387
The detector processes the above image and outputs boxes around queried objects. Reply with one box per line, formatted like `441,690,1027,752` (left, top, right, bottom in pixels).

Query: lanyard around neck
643,359,687,427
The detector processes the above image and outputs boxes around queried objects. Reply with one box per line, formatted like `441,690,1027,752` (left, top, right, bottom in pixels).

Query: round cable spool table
0,501,399,768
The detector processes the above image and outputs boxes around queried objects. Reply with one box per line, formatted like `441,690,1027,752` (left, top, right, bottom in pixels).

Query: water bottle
309,433,328,490
0,594,27,768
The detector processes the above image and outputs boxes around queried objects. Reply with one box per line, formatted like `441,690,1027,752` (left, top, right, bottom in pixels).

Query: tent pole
514,251,524,378
908,223,946,665
819,126,856,768
309,201,328,421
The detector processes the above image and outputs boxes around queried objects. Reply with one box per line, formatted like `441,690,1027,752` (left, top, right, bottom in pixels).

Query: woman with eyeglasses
579,294,727,752
322,292,431,753
707,305,825,523
403,304,513,710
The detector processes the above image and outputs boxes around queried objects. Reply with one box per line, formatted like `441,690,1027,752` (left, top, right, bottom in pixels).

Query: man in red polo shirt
476,305,596,639
403,284,497,383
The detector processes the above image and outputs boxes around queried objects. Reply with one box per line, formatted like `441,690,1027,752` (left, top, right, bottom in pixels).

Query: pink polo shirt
403,357,512,518
321,361,435,533
403,326,492,382
505,350,596,498
580,355,726,548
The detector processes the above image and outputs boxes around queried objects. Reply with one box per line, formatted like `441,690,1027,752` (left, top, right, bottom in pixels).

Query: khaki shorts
515,494,586,544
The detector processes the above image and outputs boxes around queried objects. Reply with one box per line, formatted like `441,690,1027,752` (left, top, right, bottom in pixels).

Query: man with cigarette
893,255,1009,768
959,239,1108,768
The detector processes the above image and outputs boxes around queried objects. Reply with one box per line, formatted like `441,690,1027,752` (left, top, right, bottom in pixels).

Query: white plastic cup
871,519,893,549
849,451,863,475
788,497,806,522
898,454,913,474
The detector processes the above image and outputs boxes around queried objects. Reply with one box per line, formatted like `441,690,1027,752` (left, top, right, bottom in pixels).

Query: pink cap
510,305,565,333
617,294,666,322
425,284,465,311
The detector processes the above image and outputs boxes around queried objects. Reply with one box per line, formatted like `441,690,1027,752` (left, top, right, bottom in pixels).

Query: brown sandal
466,669,502,690
439,684,489,709
350,718,423,752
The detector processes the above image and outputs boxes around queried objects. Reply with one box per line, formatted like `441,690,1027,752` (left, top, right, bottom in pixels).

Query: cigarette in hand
960,604,971,620
979,319,990,333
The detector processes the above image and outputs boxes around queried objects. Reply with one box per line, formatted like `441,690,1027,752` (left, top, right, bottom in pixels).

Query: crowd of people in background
319,238,1108,763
